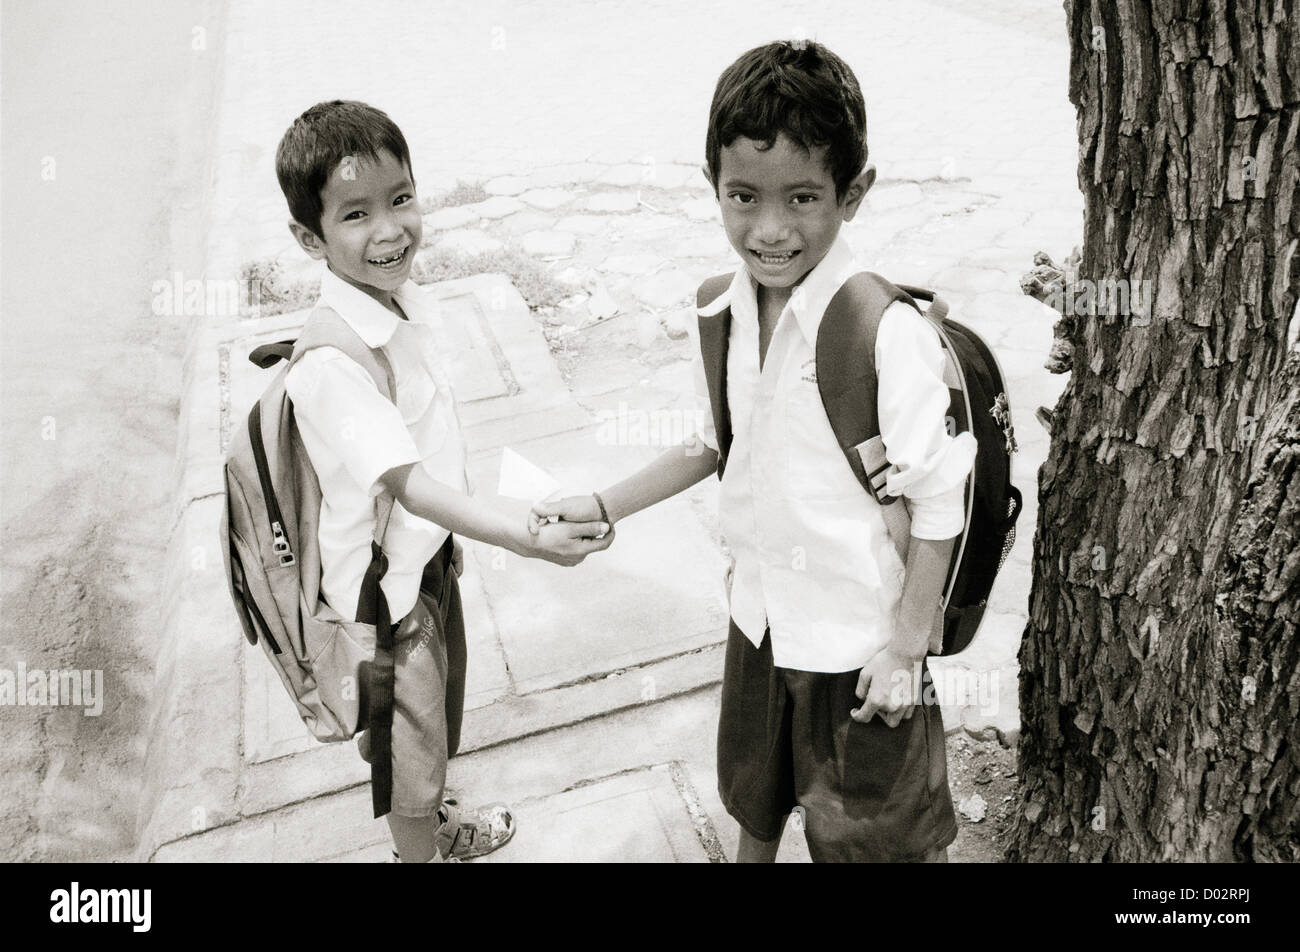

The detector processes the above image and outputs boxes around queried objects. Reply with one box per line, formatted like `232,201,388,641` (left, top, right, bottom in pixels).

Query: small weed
420,181,489,214
240,230,573,318
411,247,571,308
240,257,318,317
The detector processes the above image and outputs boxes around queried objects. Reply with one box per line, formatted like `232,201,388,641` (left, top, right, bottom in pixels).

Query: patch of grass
240,238,572,317
240,257,319,318
420,180,489,214
411,247,572,308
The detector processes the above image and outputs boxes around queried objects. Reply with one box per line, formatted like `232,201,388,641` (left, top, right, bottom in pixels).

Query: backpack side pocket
301,609,374,741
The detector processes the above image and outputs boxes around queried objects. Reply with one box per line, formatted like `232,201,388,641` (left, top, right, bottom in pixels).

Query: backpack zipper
248,400,297,566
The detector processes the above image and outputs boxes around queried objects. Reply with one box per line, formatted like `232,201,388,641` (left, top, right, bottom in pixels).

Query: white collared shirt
285,266,469,622
693,236,978,673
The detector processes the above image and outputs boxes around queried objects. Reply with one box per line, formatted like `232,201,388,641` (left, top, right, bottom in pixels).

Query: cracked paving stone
583,192,640,213
469,195,526,219
483,175,529,196
600,253,665,275
518,188,577,210
434,228,503,256
423,206,480,231
522,230,577,257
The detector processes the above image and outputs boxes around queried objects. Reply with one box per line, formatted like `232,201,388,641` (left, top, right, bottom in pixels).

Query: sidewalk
0,0,227,862
142,0,1078,861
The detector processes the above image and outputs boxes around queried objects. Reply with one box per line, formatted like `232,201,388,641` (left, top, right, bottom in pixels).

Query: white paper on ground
497,446,563,502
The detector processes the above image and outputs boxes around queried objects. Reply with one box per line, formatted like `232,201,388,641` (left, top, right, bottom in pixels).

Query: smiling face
713,134,870,296
290,148,421,307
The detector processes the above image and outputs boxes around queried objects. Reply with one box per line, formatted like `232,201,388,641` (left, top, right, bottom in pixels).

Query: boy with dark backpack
225,100,613,863
532,41,1019,862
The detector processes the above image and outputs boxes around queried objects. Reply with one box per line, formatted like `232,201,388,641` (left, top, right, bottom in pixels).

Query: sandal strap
434,800,513,859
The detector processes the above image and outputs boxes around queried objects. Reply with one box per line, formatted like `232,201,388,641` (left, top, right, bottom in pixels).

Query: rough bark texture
1009,0,1300,861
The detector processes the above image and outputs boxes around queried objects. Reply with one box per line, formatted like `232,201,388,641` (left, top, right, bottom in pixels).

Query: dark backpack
696,271,1022,656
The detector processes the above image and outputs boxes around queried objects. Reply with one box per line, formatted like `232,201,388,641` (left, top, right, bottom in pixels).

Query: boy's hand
851,646,925,727
529,494,603,535
523,518,613,566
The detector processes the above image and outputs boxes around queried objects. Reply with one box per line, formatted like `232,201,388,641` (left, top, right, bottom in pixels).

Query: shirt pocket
394,360,438,425
393,357,453,465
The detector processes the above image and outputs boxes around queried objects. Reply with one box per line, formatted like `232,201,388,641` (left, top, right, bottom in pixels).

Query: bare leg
386,812,445,863
735,815,788,863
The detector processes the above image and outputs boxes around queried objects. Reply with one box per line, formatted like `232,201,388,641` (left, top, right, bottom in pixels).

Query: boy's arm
853,533,956,724
288,350,609,566
853,533,955,726
853,301,976,726
894,536,956,658
529,436,719,528
533,343,722,528
380,462,613,566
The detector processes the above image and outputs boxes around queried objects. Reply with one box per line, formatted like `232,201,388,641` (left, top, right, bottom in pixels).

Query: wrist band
592,491,611,527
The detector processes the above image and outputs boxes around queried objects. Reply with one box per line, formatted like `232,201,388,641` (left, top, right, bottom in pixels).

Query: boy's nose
753,208,791,244
373,209,406,243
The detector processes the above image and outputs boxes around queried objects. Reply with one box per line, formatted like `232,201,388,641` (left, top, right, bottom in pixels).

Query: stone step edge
144,644,729,861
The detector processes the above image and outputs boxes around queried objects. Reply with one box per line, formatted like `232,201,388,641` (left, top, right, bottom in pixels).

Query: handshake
522,493,614,567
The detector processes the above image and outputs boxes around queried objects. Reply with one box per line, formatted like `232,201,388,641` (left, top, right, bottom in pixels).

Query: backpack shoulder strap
287,304,399,543
816,272,924,566
696,273,735,475
815,271,917,471
289,304,397,403
697,273,732,312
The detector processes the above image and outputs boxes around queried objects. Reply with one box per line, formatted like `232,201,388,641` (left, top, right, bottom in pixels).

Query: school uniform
286,265,469,818
694,235,977,860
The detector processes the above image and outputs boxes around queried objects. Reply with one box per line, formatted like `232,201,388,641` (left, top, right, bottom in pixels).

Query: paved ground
221,0,1080,264
5,0,1082,862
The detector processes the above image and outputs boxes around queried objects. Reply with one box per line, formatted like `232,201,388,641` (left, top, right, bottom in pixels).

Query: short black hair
275,100,414,238
706,40,867,199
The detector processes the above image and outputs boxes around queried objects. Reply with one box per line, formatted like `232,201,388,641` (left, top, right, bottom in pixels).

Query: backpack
696,271,1022,656
218,303,402,818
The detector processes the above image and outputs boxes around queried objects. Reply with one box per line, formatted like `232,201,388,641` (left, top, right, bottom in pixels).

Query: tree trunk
1009,0,1300,862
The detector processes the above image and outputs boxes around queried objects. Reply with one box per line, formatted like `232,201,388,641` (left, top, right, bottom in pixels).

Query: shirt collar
710,234,859,343
318,265,430,347
787,235,859,345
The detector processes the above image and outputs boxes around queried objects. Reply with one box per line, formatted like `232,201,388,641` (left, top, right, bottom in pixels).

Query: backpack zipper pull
272,520,296,566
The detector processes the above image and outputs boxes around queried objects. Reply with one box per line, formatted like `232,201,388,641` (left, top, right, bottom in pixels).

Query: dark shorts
360,535,467,818
717,621,957,862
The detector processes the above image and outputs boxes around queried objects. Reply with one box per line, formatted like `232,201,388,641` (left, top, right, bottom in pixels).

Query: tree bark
1009,0,1300,862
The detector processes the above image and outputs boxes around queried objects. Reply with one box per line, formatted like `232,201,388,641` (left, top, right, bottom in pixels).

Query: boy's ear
700,163,717,196
288,220,326,260
840,163,876,222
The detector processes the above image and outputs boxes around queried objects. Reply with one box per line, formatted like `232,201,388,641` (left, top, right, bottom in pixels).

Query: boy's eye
791,194,818,205
342,209,366,221
394,193,413,206
728,192,756,205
